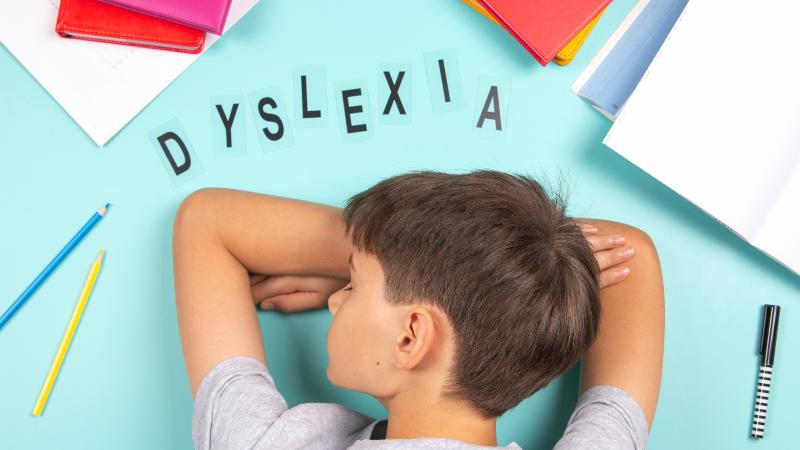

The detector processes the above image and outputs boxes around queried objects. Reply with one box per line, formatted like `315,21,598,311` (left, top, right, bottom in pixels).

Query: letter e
342,89,367,133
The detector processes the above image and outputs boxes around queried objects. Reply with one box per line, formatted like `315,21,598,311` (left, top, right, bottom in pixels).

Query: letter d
157,132,191,175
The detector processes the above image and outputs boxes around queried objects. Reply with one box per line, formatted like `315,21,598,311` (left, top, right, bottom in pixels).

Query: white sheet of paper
603,0,800,273
0,0,259,146
752,167,800,273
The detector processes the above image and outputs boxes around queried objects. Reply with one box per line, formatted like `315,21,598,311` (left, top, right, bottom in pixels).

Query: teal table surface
1,0,797,448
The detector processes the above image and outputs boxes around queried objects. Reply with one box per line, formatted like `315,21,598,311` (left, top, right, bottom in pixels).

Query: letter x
383,71,406,115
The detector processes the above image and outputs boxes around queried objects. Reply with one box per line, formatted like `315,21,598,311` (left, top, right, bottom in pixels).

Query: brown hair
343,171,601,418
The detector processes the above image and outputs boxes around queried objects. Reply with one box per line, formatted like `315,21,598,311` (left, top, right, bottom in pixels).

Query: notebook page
0,0,259,146
753,165,800,275
603,0,800,242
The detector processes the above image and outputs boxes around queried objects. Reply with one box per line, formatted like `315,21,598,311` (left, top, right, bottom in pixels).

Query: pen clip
759,306,769,356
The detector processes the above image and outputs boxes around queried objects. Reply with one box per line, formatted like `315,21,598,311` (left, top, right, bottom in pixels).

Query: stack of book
0,0,259,145
461,0,611,66
55,0,235,54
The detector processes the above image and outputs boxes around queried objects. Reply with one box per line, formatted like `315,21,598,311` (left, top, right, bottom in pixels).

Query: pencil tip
97,250,105,263
105,203,110,209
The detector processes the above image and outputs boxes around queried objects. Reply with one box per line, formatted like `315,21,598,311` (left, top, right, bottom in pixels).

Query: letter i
438,59,450,103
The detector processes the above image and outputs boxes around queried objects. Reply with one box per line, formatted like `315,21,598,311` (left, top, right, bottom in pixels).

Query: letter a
476,86,502,131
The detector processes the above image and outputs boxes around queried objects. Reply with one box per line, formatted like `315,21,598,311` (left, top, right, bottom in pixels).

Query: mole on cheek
376,362,380,365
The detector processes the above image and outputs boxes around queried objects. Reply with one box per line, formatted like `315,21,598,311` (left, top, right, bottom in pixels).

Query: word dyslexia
149,49,512,187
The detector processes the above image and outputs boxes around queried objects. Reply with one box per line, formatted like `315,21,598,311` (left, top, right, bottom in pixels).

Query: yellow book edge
462,0,502,26
461,0,604,66
554,11,604,65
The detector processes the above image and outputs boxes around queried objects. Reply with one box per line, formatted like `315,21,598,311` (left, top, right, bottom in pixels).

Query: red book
477,0,611,66
56,0,205,54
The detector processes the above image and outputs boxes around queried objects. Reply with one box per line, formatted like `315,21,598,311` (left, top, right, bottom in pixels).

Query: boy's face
326,251,404,399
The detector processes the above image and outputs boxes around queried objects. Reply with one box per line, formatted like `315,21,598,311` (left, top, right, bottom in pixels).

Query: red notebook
56,0,205,54
476,0,611,66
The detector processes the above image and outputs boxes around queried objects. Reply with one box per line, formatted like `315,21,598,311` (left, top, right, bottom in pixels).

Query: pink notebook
95,0,232,35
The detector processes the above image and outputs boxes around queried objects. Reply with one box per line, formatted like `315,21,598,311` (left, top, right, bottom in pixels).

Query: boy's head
327,171,601,418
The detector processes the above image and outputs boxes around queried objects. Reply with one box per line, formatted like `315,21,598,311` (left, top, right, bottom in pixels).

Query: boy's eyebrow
349,254,356,275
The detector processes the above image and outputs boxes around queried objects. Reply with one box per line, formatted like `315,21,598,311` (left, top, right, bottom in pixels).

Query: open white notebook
604,0,800,274
0,0,259,146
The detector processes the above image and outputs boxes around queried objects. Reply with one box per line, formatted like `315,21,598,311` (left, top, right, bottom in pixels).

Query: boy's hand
579,223,635,289
249,274,349,313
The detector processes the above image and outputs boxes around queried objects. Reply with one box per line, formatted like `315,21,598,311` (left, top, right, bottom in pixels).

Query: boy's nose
328,290,342,315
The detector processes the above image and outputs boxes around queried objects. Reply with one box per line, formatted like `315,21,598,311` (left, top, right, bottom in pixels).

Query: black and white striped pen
752,304,780,438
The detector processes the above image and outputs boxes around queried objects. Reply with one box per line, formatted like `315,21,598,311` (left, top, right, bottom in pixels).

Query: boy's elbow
627,227,660,275
591,220,659,262
593,220,661,277
614,223,663,298
173,188,219,243
623,225,658,263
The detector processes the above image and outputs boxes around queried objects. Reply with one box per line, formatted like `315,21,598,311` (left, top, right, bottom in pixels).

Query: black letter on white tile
157,132,191,175
216,103,239,147
383,71,406,115
342,89,367,133
476,86,501,130
258,97,284,141
301,75,321,118
438,59,450,102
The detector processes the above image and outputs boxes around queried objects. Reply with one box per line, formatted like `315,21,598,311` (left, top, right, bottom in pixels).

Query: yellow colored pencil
33,250,104,416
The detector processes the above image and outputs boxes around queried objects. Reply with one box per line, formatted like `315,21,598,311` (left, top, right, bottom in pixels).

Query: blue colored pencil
0,204,110,331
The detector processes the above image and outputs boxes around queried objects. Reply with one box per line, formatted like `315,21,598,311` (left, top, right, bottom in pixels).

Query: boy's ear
395,307,435,370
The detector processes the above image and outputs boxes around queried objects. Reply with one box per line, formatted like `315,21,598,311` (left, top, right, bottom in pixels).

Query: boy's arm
172,188,352,398
579,220,665,429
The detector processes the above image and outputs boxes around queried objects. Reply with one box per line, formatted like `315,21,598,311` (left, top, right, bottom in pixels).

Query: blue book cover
573,0,690,120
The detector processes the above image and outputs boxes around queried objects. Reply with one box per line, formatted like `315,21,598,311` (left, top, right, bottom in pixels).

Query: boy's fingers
594,246,635,271
598,266,631,289
253,276,348,311
250,276,299,303
260,291,327,313
578,223,598,235
586,234,626,252
249,273,269,285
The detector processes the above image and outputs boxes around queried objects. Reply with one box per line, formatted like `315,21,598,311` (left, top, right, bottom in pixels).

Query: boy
173,171,664,449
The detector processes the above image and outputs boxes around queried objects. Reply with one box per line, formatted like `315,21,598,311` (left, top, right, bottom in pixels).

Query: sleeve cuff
558,385,649,450
192,356,288,450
